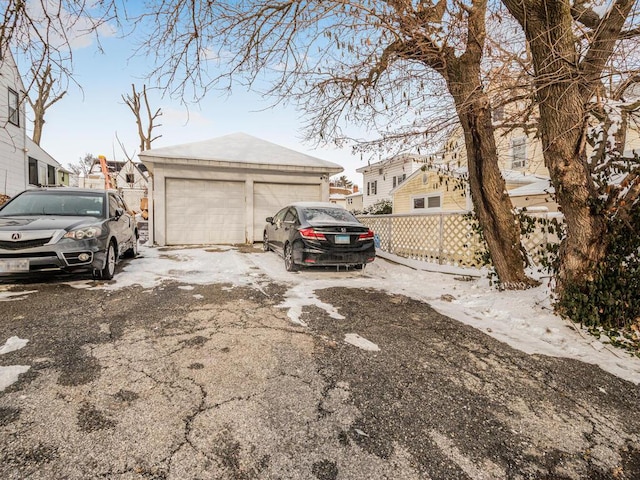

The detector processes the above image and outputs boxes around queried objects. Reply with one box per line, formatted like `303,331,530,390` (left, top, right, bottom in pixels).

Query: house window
511,136,527,169
47,165,56,185
392,174,406,188
126,173,135,184
493,106,505,123
413,194,442,211
8,88,19,126
370,180,377,195
28,158,38,185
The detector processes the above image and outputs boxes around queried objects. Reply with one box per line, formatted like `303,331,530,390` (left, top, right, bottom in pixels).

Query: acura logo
11,233,21,240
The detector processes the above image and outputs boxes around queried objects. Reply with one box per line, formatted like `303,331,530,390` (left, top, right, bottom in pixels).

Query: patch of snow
178,285,195,291
345,334,380,351
0,336,30,391
0,290,38,301
0,365,30,391
0,336,29,355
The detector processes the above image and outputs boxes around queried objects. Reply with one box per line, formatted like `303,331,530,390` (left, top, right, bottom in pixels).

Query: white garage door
166,179,246,245
253,183,321,241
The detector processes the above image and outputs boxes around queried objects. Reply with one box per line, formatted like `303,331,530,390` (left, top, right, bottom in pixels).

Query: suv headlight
63,226,102,240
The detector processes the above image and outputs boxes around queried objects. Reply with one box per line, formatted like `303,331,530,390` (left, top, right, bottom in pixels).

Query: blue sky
17,19,370,186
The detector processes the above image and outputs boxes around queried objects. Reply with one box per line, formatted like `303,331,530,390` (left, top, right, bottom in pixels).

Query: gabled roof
355,153,429,173
26,138,70,173
138,132,343,174
390,163,550,195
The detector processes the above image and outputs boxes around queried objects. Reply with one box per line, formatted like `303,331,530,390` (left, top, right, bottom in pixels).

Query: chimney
353,185,359,193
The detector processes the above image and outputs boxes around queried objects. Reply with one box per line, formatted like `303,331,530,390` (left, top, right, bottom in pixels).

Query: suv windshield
302,207,357,224
0,192,105,217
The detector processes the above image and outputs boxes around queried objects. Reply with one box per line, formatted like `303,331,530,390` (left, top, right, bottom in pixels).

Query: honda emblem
11,233,22,240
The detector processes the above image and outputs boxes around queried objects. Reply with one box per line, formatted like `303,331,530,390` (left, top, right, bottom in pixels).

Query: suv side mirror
114,207,124,219
266,216,274,224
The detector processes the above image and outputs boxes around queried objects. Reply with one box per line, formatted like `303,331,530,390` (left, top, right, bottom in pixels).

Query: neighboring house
440,125,549,178
138,132,343,246
79,158,150,211
356,154,431,211
345,191,363,212
391,165,557,214
0,48,27,197
26,137,71,188
329,184,356,209
1,48,67,197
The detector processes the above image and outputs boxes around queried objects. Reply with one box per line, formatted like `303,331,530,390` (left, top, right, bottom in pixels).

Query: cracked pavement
0,248,639,479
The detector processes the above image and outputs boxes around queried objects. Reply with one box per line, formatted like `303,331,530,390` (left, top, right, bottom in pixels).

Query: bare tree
27,62,67,145
502,0,640,300
68,153,97,176
122,83,162,152
135,0,537,289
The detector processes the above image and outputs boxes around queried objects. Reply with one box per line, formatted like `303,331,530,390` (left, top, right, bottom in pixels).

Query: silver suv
0,188,138,280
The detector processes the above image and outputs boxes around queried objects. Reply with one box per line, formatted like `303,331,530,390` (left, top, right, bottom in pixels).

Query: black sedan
0,188,138,280
263,202,375,271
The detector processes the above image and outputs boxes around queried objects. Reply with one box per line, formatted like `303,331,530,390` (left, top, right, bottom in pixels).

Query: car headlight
63,226,102,240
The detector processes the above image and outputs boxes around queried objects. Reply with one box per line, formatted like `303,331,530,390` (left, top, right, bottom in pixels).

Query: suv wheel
93,241,116,280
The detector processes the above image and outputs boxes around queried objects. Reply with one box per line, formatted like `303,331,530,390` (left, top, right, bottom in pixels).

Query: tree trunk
449,79,537,288
31,103,44,145
502,0,609,297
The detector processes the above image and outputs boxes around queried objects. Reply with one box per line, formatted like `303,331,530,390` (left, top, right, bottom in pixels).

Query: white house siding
0,51,27,197
357,155,428,210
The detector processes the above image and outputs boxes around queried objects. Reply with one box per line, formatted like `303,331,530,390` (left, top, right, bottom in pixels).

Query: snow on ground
0,336,29,391
3,244,640,387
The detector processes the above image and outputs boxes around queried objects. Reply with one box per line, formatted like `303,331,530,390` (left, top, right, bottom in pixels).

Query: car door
108,193,132,256
270,207,288,253
282,208,298,246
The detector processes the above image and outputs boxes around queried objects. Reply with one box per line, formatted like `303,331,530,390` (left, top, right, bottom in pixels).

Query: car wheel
284,242,298,272
263,232,271,252
124,236,138,258
93,241,116,280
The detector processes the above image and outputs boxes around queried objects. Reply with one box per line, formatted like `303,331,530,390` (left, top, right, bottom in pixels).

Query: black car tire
94,241,116,280
284,242,298,272
263,233,271,252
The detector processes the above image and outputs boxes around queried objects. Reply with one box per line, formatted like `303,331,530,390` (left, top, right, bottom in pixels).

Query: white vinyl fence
357,211,560,269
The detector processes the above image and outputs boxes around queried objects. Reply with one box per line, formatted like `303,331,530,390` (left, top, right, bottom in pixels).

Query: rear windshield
0,192,105,217
302,207,358,224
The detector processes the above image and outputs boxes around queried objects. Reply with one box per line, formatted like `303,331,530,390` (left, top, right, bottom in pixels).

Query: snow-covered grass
2,244,640,391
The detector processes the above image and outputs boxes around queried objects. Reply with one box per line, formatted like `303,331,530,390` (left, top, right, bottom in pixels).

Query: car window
302,207,357,224
284,209,297,223
109,195,119,218
274,207,288,223
0,192,104,217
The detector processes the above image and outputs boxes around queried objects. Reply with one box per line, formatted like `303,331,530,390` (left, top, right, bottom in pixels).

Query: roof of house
389,164,551,195
138,132,343,173
26,138,70,173
508,180,555,197
355,153,429,173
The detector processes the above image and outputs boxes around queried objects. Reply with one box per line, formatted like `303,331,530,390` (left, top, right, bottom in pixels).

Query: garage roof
139,132,343,174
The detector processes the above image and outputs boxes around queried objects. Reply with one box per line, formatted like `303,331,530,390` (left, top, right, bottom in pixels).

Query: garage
139,133,343,246
253,183,321,241
166,179,246,244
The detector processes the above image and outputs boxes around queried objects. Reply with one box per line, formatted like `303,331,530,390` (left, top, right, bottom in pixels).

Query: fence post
438,213,444,265
387,216,393,253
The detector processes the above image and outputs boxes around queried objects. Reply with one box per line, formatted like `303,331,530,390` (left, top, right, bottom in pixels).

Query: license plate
0,259,29,273
335,235,350,244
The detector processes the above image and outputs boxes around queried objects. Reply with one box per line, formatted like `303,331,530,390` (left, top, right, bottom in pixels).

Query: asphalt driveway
1,246,639,479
